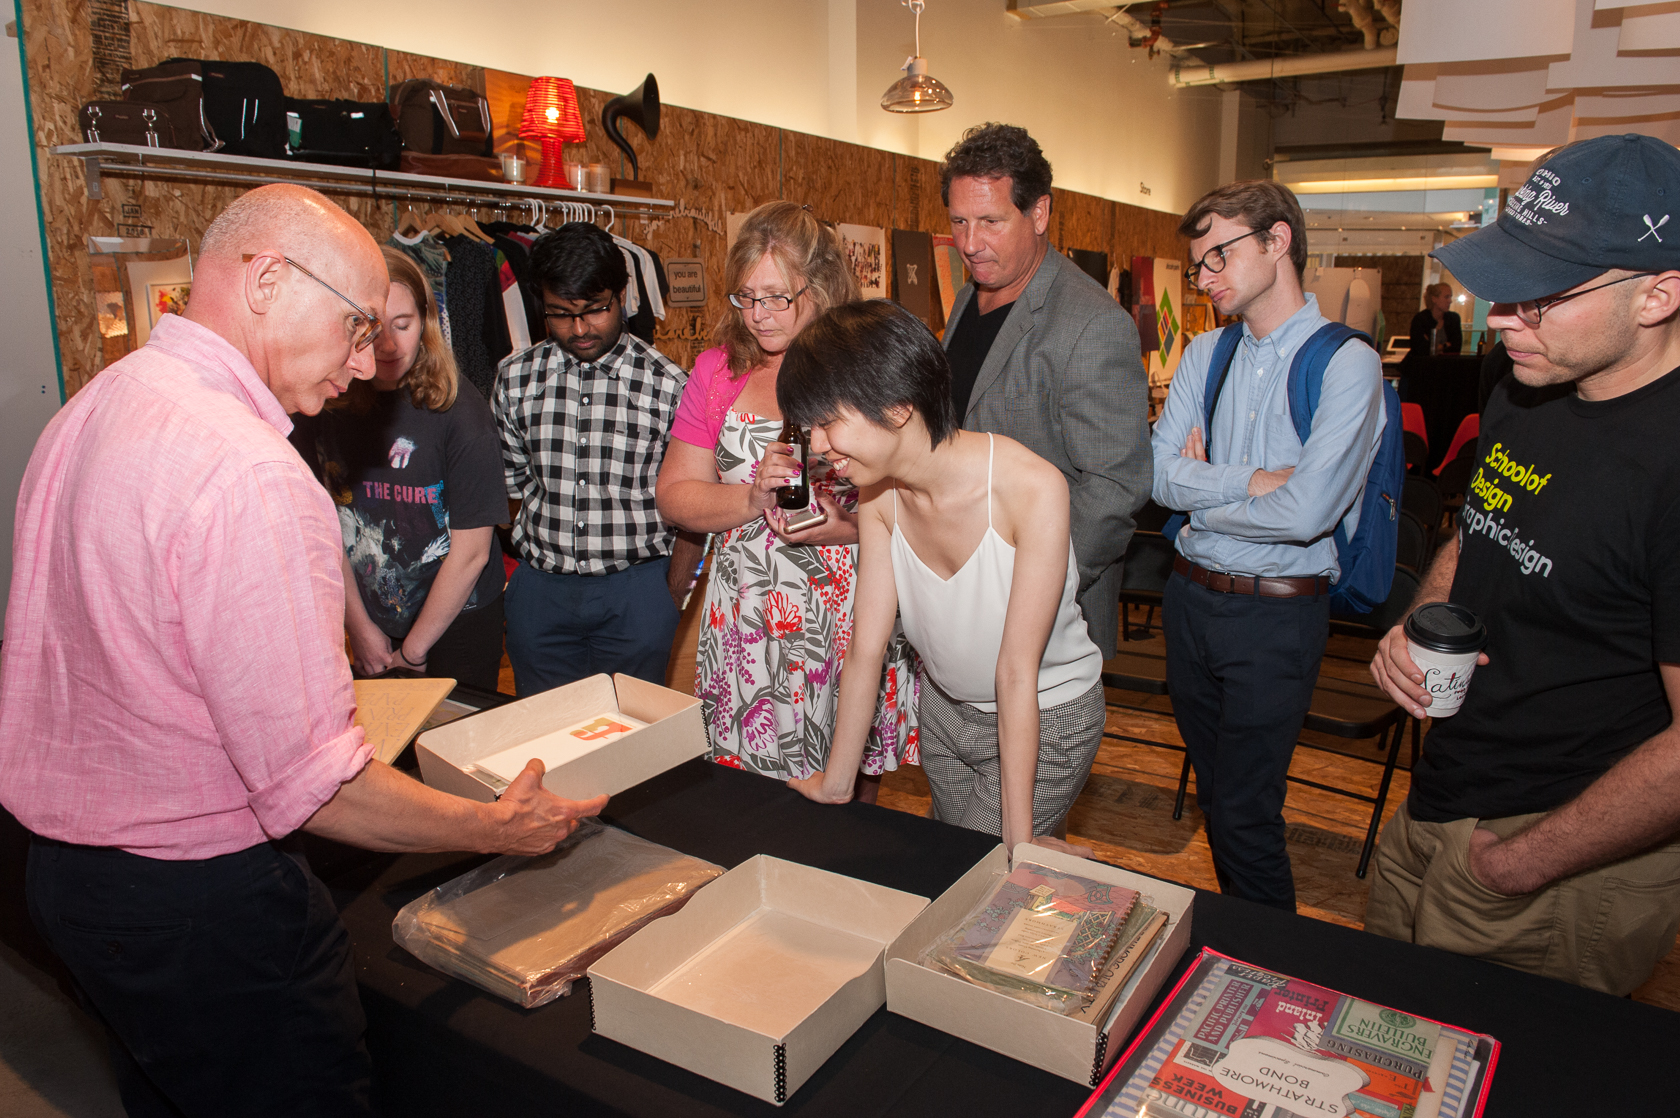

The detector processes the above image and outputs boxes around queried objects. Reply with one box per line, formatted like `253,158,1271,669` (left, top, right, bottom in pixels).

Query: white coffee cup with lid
1403,602,1488,717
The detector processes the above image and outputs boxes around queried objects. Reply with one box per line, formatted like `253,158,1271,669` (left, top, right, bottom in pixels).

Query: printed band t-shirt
1408,366,1680,823
292,386,506,640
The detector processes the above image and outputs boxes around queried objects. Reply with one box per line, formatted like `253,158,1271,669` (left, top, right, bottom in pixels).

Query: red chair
1401,403,1428,446
1434,413,1480,475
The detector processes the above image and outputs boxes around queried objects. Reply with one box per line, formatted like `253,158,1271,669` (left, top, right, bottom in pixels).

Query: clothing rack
51,142,675,220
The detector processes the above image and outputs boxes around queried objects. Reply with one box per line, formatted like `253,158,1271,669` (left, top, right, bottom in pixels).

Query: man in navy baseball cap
1367,133,1680,996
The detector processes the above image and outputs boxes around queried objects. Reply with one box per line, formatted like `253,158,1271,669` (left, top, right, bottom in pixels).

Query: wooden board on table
355,678,458,765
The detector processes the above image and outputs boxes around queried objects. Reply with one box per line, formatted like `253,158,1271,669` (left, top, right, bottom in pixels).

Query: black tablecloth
327,758,1680,1117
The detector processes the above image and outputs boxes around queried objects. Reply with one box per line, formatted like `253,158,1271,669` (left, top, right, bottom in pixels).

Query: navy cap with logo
1432,133,1678,304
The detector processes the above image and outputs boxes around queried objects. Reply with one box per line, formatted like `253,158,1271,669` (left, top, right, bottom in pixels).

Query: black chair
1395,510,1429,574
1402,475,1443,543
1436,439,1479,503
1403,431,1429,475
1119,531,1175,641
1331,564,1421,640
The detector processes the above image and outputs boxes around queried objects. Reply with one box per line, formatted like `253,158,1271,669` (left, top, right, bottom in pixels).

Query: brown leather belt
1173,555,1330,599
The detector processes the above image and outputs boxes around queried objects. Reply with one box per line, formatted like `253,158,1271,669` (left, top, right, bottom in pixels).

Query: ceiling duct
1171,46,1399,86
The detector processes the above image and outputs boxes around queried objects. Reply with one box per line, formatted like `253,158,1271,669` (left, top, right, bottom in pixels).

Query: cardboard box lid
414,673,703,803
885,844,1194,1085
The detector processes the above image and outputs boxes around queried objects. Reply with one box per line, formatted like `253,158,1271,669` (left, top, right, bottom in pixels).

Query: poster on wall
1131,256,1159,359
88,237,193,364
726,211,749,249
891,229,934,325
931,234,965,326
1150,257,1185,387
1067,249,1108,289
837,223,887,299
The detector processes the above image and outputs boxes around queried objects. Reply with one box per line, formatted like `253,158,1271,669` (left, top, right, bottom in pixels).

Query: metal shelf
51,142,674,215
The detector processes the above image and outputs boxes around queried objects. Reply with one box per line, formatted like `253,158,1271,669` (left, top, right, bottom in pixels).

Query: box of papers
414,673,704,803
885,843,1194,1087
588,855,928,1105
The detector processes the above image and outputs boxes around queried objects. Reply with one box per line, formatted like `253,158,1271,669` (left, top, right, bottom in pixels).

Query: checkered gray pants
918,679,1105,837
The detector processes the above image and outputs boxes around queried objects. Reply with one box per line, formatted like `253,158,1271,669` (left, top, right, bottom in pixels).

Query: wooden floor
508,587,1680,1012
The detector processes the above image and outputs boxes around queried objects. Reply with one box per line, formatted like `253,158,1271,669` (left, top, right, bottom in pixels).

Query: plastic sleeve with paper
919,863,1142,1014
392,821,723,1008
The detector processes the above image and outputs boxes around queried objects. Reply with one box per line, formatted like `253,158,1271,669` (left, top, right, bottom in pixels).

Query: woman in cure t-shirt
780,300,1104,856
291,246,507,689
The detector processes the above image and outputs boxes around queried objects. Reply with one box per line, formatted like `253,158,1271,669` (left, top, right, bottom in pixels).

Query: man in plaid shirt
495,223,694,695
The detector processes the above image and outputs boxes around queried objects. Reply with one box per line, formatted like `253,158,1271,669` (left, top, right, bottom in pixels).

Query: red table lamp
520,77,586,189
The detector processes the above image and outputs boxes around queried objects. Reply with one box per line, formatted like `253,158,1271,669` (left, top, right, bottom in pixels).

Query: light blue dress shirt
1150,294,1385,580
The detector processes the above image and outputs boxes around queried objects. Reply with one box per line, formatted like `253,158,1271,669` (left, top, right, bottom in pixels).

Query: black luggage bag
284,98,401,169
164,57,287,158
388,79,493,156
115,60,215,150
78,101,189,149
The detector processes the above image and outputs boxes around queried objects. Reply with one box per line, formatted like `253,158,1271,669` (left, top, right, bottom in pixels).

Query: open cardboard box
885,843,1193,1087
415,673,704,804
588,855,928,1105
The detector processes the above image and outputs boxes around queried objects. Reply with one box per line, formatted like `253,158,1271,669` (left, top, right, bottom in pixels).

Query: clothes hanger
397,203,425,238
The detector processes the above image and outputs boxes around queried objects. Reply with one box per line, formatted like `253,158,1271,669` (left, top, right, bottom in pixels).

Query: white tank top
890,435,1102,713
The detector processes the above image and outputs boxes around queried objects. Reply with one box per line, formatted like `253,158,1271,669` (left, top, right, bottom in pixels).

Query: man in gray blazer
940,123,1151,658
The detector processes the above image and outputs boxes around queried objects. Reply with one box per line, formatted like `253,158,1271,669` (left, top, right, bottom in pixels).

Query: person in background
495,222,699,696
783,300,1102,856
1368,134,1680,996
1410,282,1463,356
291,246,506,690
939,122,1151,661
1151,179,1385,912
0,184,604,1117
656,201,918,790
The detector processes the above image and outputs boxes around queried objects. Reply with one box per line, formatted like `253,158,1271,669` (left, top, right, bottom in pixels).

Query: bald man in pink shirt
0,185,605,1117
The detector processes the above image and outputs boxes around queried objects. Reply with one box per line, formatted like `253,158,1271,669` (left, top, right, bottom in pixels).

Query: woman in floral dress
656,201,917,795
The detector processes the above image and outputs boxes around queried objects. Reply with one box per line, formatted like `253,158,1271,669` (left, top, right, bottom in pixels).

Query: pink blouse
670,346,750,450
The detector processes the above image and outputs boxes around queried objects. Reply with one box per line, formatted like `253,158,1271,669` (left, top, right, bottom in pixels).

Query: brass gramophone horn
602,73,660,181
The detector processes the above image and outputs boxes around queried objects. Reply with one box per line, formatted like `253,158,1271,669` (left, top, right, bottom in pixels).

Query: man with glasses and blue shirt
1152,179,1385,912
1,184,604,1115
1366,134,1680,995
495,221,694,695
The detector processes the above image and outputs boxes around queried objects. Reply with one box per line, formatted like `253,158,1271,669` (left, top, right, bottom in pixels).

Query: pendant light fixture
881,0,953,113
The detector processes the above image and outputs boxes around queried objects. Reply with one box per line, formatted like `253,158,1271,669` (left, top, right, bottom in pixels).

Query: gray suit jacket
944,247,1152,658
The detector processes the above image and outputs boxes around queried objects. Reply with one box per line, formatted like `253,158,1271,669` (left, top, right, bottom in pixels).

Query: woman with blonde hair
291,245,508,689
657,201,918,789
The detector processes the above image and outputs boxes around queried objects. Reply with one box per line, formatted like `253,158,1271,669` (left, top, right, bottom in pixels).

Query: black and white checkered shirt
493,333,687,576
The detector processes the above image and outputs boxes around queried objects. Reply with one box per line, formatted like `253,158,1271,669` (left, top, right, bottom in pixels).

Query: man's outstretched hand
488,759,609,855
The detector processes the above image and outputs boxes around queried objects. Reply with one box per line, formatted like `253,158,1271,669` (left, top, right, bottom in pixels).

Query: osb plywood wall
23,0,1188,395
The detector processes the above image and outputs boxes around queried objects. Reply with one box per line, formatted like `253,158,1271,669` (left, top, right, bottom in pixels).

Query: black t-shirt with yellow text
1409,365,1680,823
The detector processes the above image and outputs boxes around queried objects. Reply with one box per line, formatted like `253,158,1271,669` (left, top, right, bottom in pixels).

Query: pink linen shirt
0,314,372,860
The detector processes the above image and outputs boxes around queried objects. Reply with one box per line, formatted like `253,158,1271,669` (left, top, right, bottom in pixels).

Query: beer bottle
775,419,809,510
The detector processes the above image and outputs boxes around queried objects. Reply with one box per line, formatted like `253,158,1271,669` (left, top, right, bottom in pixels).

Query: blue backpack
1163,321,1402,614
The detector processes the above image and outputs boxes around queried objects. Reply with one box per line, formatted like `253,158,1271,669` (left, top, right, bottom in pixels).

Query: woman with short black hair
781,300,1103,854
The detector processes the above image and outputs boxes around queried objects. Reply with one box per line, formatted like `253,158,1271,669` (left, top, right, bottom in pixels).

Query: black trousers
416,592,505,691
1162,571,1329,912
26,837,372,1117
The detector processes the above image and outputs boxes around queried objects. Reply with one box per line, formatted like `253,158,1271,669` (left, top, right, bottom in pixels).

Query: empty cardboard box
415,673,704,804
588,855,928,1105
885,844,1193,1087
